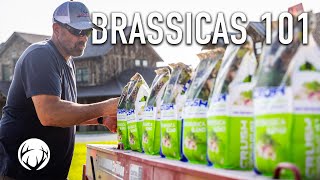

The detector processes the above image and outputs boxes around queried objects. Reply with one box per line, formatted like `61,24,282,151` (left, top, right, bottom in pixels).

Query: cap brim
69,21,103,31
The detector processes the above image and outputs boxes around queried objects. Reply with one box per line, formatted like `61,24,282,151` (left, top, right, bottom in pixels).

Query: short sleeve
21,47,62,98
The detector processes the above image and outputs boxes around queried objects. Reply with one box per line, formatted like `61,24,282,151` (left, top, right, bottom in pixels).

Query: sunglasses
54,19,92,37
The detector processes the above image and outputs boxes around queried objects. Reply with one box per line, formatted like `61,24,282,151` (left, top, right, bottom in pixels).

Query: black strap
97,117,103,124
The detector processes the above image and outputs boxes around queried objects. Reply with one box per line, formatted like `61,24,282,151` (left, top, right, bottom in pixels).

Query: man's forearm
80,118,100,125
44,100,111,127
32,95,119,127
32,95,118,127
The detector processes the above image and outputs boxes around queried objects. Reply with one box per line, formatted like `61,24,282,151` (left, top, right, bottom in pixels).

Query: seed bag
126,73,149,152
160,62,192,160
142,67,170,155
182,48,225,164
253,13,320,179
117,83,130,149
207,37,257,169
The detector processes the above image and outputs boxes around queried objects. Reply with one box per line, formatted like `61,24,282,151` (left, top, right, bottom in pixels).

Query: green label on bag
117,120,129,149
237,117,253,169
227,83,254,169
207,116,253,169
160,103,182,160
161,119,181,159
127,109,143,152
292,114,320,179
142,120,161,155
182,99,208,164
255,114,292,176
142,106,155,154
254,86,293,176
207,116,227,166
291,63,320,179
183,117,207,164
117,109,130,150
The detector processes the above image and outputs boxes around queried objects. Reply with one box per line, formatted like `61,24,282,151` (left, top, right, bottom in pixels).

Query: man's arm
32,94,118,128
80,118,100,125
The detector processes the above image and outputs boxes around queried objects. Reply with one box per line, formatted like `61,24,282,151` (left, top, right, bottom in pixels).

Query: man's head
52,1,96,58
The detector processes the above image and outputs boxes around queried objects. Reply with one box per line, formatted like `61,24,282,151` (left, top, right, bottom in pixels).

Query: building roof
75,27,132,59
77,67,156,98
16,32,50,44
0,32,49,56
247,22,266,38
75,27,163,62
1,29,163,62
116,67,157,89
77,78,121,98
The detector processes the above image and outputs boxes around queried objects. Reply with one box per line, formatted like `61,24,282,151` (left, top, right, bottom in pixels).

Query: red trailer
83,144,301,180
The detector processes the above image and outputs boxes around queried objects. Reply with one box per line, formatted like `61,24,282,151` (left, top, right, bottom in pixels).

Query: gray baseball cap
53,1,98,30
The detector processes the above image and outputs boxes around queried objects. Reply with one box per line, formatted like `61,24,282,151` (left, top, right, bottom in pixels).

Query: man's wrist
97,116,104,124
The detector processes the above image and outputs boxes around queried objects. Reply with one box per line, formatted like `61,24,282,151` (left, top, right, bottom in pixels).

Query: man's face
57,24,90,57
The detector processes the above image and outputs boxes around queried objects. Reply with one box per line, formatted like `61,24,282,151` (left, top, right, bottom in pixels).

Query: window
142,60,148,67
2,64,11,81
255,42,262,55
135,59,141,67
76,68,89,83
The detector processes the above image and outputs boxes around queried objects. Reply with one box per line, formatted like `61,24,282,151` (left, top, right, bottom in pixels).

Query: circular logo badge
18,138,50,170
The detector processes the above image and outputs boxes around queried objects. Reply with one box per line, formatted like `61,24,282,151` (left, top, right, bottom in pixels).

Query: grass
68,141,117,180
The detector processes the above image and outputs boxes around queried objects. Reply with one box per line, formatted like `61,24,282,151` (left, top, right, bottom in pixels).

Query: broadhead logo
77,8,89,17
18,138,50,171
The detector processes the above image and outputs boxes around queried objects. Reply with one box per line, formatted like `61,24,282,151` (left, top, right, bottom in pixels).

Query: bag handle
273,162,301,180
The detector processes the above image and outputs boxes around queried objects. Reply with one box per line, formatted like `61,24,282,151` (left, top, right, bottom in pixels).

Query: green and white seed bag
160,63,192,160
254,14,320,179
142,67,170,155
207,37,257,169
126,73,149,152
117,83,130,149
182,48,225,164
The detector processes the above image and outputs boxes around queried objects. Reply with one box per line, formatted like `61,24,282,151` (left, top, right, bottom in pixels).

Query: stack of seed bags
160,62,192,160
142,67,171,155
126,73,150,152
117,83,130,149
207,35,257,169
182,46,226,165
253,12,320,179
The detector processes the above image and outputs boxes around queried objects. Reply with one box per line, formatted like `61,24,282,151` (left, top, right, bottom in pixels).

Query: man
0,1,118,179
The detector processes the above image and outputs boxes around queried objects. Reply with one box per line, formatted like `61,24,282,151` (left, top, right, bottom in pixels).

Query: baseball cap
53,1,99,30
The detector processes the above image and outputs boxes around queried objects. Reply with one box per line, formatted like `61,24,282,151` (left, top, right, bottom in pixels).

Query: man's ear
52,23,60,36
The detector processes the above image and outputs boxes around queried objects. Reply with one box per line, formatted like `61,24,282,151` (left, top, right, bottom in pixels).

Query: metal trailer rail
83,144,301,180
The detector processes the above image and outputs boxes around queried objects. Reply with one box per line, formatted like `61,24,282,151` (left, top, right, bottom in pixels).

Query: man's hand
103,97,119,117
103,116,117,133
79,97,119,127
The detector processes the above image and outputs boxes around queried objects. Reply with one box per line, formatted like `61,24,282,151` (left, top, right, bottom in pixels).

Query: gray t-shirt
0,40,77,179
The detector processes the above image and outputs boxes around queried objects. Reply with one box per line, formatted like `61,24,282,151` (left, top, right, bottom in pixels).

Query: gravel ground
75,133,117,142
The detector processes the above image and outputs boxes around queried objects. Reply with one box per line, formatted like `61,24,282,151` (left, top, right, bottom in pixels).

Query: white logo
18,138,50,170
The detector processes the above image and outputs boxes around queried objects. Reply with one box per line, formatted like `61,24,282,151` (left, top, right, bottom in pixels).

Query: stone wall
313,13,320,46
75,41,162,86
74,57,102,86
101,42,160,83
0,35,30,81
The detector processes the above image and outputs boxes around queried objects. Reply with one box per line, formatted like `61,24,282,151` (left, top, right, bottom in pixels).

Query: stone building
314,13,320,45
0,27,163,131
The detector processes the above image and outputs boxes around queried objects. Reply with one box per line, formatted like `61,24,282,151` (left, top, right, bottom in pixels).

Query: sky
0,0,319,67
